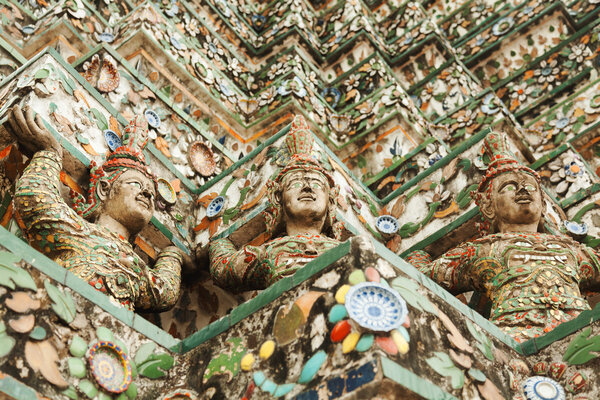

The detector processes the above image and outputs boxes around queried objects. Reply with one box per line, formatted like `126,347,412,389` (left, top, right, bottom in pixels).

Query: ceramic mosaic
0,0,600,398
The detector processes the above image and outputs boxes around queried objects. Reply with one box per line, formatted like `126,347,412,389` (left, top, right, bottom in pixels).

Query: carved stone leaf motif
391,276,438,315
563,327,600,365
0,251,37,291
24,340,69,388
425,351,465,389
44,280,76,324
436,309,473,354
0,322,16,358
466,320,494,361
135,341,176,379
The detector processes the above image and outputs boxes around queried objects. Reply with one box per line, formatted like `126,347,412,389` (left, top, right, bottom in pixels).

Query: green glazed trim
380,356,459,400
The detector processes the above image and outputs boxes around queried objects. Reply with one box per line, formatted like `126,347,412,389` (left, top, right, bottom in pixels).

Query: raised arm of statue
408,242,481,294
11,106,91,256
137,247,182,311
209,237,271,291
14,149,88,254
577,245,600,290
8,105,183,312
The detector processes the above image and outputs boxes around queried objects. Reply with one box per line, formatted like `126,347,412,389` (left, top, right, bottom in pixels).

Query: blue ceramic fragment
261,379,277,394
104,130,122,152
298,351,326,384
206,196,226,219
398,326,410,342
273,383,295,397
346,361,376,392
144,109,161,129
253,371,266,387
355,334,374,352
328,304,347,323
326,377,344,398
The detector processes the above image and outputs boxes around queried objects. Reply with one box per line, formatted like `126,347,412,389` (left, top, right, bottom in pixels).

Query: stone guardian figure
408,131,600,342
209,115,343,291
9,105,182,312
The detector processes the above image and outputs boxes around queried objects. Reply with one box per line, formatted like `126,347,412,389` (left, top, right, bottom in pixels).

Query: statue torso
470,232,589,340
259,234,340,280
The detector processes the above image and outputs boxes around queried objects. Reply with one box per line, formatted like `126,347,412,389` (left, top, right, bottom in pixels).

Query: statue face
489,171,542,232
103,169,155,234
281,170,329,228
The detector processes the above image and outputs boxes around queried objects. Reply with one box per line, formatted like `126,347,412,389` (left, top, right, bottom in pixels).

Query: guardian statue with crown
408,131,600,342
209,116,343,291
9,105,182,312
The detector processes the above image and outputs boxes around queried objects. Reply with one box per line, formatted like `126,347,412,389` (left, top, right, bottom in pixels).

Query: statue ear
479,194,495,222
266,181,282,207
96,179,111,202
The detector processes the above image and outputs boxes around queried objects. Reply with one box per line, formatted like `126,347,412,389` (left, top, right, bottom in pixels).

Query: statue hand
7,105,62,158
161,245,194,272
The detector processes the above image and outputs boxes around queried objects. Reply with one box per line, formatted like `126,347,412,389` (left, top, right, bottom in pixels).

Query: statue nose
141,188,153,200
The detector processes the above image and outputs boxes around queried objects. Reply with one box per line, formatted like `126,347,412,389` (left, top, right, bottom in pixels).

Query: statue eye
311,181,323,189
515,241,532,247
500,183,516,192
128,181,142,190
524,184,536,192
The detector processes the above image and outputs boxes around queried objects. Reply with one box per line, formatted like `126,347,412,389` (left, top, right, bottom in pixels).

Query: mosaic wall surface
1,0,600,398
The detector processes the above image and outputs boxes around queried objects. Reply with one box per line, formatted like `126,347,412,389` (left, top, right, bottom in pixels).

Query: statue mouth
298,194,316,201
515,195,532,204
136,196,151,209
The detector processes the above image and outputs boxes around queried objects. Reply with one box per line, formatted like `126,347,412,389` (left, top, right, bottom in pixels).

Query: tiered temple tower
0,0,599,399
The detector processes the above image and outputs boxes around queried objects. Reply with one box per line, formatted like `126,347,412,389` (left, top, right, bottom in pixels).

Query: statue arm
136,247,183,312
209,237,271,291
14,150,84,246
407,243,479,294
578,245,600,289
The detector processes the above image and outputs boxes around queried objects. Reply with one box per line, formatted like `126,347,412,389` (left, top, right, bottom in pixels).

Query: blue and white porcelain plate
104,130,122,152
144,109,161,129
563,220,587,236
206,196,226,219
523,376,565,400
376,215,399,235
345,282,407,332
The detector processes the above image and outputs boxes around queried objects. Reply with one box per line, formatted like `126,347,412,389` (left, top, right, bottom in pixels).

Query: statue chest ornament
261,234,340,278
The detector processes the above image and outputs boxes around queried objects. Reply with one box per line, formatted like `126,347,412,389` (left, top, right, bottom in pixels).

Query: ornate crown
72,116,156,219
476,131,539,198
274,115,335,187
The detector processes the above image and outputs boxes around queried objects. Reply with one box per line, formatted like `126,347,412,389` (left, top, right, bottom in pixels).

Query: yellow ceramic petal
342,332,360,354
259,340,275,360
335,285,351,304
391,329,409,355
240,353,255,371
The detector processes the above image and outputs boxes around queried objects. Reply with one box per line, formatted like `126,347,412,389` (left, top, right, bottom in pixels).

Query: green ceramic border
382,127,492,205
0,225,180,350
0,373,42,400
71,43,233,161
380,356,459,400
460,1,570,66
177,240,351,352
1,47,196,252
0,36,27,64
